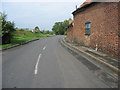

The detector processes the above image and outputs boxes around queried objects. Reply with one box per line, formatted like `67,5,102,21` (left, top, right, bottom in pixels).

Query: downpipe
95,44,98,51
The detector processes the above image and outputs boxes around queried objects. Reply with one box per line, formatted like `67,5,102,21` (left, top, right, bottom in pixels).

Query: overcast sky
1,0,85,30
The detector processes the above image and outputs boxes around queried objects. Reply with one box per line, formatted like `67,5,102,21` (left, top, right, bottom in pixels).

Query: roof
79,0,92,8
72,0,95,15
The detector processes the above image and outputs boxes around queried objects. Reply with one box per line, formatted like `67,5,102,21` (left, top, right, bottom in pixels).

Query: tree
44,30,50,34
52,19,69,35
33,26,40,33
0,12,15,44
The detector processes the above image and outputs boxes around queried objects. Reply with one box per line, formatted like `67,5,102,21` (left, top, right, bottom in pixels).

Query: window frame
85,22,91,35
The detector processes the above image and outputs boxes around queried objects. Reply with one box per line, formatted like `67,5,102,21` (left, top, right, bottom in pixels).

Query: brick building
67,1,120,58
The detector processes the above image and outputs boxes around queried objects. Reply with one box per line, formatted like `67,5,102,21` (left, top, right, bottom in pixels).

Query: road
2,36,109,88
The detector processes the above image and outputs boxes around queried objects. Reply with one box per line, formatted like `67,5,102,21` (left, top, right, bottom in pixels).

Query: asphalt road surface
2,36,109,88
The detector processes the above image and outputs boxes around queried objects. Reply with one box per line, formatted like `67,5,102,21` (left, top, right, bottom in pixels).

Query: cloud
2,2,81,30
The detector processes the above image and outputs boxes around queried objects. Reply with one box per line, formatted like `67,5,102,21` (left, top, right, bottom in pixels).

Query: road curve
2,35,109,88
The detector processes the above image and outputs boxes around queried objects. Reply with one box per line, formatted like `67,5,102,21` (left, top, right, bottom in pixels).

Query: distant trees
40,30,53,35
45,30,50,34
33,26,40,33
0,12,15,44
52,20,69,35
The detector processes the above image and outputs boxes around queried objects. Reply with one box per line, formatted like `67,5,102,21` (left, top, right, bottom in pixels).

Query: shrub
19,29,24,31
1,12,16,44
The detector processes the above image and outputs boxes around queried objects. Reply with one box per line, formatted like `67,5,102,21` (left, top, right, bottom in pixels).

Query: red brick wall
118,2,120,58
102,2,119,58
67,2,120,58
67,27,73,42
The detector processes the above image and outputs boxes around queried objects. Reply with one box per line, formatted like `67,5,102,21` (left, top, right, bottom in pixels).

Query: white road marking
34,54,41,75
43,46,46,50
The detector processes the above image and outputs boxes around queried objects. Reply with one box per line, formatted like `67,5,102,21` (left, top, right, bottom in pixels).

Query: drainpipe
96,44,98,51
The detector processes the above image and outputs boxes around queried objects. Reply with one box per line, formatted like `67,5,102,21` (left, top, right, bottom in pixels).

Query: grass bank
0,30,53,49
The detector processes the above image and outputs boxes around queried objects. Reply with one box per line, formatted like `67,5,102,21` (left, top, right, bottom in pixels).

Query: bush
1,12,16,44
19,29,24,31
33,26,40,33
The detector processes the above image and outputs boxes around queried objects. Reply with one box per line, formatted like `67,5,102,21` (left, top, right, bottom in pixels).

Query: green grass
0,30,53,49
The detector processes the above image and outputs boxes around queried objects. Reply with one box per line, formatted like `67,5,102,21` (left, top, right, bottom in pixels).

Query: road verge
1,38,41,51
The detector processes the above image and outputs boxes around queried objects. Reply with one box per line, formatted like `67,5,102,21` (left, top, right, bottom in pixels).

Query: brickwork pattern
67,2,120,58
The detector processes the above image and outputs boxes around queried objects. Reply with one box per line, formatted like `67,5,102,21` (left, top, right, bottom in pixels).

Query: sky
1,0,86,30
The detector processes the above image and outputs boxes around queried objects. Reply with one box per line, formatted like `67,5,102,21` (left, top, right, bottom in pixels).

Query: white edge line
34,54,41,75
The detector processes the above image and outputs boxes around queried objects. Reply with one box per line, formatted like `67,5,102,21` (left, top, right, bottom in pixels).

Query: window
85,22,91,35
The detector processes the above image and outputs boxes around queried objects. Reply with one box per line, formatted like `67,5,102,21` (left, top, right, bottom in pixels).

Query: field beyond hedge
0,30,53,49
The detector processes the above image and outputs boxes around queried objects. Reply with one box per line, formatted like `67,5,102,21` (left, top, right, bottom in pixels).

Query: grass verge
0,30,53,49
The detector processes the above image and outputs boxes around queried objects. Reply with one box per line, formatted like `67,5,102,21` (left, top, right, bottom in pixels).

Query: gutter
72,2,98,15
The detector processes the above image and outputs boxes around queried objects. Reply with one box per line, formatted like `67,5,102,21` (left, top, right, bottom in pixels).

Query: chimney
76,5,77,9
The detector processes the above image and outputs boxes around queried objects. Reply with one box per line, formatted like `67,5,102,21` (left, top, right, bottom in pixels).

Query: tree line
0,12,70,45
52,20,69,35
0,12,53,45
